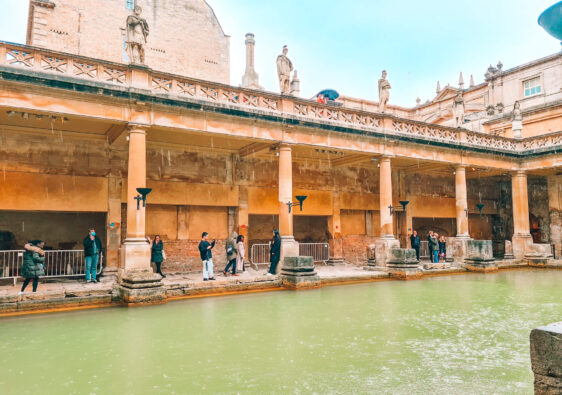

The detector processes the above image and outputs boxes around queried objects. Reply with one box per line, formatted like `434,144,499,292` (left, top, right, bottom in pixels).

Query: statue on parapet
452,91,465,127
277,45,293,95
378,70,391,112
511,100,522,121
126,6,149,64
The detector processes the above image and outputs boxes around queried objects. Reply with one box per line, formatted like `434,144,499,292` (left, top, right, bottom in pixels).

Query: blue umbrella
317,89,339,101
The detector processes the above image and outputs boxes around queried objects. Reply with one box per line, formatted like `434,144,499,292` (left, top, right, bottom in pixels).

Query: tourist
430,233,439,263
236,235,245,273
19,240,45,294
439,235,447,262
198,232,216,281
223,232,239,277
267,230,281,276
149,235,166,278
427,231,434,262
83,227,102,283
410,230,420,260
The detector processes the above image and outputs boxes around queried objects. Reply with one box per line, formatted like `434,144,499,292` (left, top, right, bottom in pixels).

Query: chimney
241,33,263,90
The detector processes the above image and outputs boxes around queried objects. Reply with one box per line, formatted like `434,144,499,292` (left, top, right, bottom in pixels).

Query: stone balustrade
0,41,560,155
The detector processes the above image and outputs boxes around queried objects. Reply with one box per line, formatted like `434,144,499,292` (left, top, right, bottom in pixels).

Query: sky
0,0,559,106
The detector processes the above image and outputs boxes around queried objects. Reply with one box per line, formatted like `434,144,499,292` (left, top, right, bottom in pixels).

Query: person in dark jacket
149,235,166,278
410,230,420,261
198,232,216,281
223,232,238,277
430,233,440,263
83,227,103,283
267,230,281,275
427,230,434,262
438,235,447,262
20,240,45,294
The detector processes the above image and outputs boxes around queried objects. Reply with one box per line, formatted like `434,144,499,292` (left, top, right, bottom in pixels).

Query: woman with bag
236,235,245,273
20,240,45,294
149,235,166,278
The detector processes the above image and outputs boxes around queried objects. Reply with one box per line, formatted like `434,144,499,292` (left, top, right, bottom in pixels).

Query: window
126,0,135,10
523,77,542,97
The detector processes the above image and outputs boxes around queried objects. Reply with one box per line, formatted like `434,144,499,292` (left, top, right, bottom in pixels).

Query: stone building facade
26,0,230,83
0,1,560,276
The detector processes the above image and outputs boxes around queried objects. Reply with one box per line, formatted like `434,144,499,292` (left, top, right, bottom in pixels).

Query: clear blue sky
1,0,559,106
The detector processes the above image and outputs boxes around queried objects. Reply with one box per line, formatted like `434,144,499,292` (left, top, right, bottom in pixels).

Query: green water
1,270,561,394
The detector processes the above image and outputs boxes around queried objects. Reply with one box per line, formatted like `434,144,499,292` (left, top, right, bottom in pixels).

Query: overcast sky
0,0,559,106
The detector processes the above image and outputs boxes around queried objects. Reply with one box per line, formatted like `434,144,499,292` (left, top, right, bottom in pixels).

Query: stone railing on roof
0,41,561,155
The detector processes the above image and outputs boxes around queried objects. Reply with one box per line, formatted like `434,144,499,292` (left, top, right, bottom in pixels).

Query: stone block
118,270,166,306
280,256,320,290
530,322,562,395
465,240,497,272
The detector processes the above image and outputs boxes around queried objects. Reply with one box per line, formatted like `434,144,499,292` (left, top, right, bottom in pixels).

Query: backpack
226,244,233,255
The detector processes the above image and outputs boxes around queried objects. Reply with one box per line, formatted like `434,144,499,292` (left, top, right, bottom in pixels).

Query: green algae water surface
1,270,561,394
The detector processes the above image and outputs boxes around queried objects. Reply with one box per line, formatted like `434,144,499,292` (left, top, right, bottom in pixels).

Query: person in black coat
410,230,420,261
267,230,281,275
149,235,165,278
83,227,103,283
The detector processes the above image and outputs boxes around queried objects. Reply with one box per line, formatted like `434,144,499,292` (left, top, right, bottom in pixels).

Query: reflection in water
1,270,561,394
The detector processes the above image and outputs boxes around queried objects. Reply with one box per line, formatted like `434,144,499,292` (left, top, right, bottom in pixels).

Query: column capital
455,164,467,171
379,155,393,162
127,123,150,134
511,170,527,178
278,142,293,151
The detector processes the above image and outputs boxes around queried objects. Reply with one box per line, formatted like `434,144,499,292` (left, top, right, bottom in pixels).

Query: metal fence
0,250,103,285
250,242,330,267
419,241,430,259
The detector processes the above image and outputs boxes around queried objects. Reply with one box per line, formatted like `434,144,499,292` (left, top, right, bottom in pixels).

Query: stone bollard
530,322,562,394
386,248,422,280
465,240,498,272
280,256,321,290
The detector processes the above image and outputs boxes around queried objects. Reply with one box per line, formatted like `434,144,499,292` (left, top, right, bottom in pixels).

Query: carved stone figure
126,6,149,64
511,101,523,138
452,91,465,127
378,70,391,112
276,45,293,94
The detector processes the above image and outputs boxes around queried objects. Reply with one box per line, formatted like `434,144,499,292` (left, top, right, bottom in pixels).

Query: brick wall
342,235,377,266
162,239,229,273
27,0,230,84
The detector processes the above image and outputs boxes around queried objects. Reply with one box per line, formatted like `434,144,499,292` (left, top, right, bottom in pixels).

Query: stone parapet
531,322,562,395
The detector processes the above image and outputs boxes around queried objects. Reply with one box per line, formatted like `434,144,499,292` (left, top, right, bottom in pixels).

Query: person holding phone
198,232,216,281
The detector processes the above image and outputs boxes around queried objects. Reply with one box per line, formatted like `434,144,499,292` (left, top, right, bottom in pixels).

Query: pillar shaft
278,144,293,237
245,33,255,69
125,127,147,240
455,166,469,237
512,171,531,236
379,157,394,239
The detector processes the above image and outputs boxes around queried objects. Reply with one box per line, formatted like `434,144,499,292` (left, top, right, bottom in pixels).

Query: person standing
83,227,102,283
439,235,447,262
430,233,440,263
267,230,281,276
427,231,434,263
236,235,245,273
149,235,166,278
223,232,239,277
410,230,420,261
19,240,45,294
198,232,216,281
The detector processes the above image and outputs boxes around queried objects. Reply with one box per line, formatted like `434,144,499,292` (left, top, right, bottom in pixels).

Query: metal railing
250,242,330,267
0,250,103,285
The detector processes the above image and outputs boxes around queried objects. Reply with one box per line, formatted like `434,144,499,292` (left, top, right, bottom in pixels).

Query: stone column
278,144,299,269
327,192,343,265
105,176,122,274
511,170,533,258
379,156,394,239
455,166,470,238
120,125,151,273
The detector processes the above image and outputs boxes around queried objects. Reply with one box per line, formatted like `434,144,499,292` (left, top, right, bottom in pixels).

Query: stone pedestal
386,248,422,280
530,322,562,394
503,240,514,259
277,236,299,274
326,257,345,266
526,243,554,267
118,240,165,305
512,120,523,139
365,238,400,270
465,240,498,272
280,256,320,290
451,236,472,263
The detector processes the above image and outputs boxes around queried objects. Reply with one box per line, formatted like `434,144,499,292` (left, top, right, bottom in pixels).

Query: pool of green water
1,270,561,394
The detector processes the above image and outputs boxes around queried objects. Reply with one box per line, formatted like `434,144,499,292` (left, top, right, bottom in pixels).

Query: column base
326,257,345,266
365,238,400,269
280,256,321,290
512,234,533,259
278,236,299,274
118,270,166,306
120,238,151,272
451,236,472,262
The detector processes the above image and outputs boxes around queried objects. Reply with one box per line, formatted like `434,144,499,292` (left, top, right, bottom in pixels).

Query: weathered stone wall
548,175,562,258
530,322,562,395
529,177,551,243
27,0,230,84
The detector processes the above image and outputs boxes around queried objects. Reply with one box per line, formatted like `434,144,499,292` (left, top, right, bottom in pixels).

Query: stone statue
126,6,149,64
511,101,522,121
452,91,465,127
511,101,523,138
276,45,293,95
378,70,391,112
